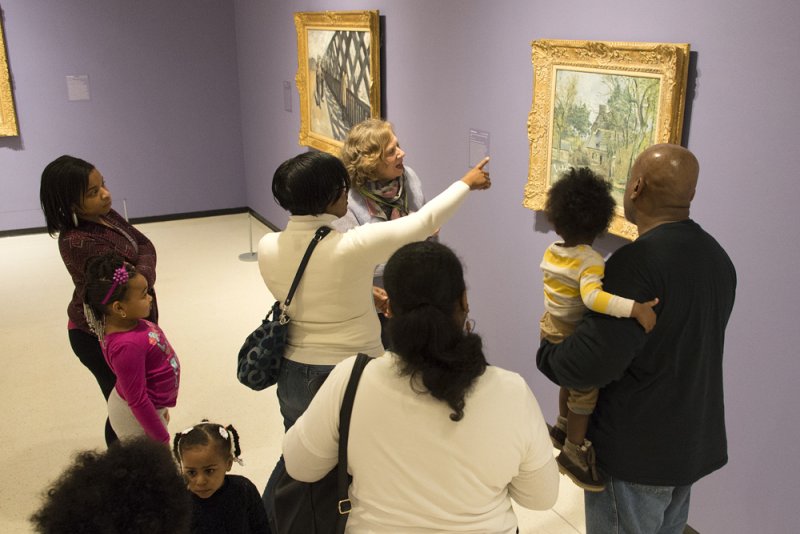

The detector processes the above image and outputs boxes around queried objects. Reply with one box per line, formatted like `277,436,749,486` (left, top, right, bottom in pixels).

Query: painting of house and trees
549,68,660,207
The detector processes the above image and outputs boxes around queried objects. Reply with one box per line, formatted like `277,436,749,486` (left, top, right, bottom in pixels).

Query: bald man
537,144,736,534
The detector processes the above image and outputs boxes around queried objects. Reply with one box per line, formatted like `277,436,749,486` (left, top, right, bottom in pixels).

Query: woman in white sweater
284,241,559,533
259,151,490,427
258,151,490,516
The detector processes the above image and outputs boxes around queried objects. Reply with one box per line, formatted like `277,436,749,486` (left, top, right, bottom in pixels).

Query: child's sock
556,415,568,431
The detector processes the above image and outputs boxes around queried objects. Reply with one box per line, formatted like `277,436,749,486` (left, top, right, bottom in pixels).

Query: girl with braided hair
83,252,179,444
174,421,269,533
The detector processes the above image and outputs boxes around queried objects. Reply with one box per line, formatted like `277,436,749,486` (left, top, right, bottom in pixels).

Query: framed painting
0,12,18,137
524,40,690,239
294,10,381,155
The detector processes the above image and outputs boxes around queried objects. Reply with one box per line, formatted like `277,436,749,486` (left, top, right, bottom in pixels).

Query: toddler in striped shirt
540,167,657,492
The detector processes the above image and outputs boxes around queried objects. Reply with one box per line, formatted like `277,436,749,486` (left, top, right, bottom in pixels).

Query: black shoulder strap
282,226,331,311
336,353,372,523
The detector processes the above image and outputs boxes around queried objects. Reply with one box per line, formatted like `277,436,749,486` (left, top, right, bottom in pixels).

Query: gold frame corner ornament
524,39,690,240
294,10,380,155
0,14,19,137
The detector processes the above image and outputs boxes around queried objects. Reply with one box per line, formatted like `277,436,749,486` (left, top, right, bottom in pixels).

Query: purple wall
2,0,797,530
0,0,245,231
235,0,800,531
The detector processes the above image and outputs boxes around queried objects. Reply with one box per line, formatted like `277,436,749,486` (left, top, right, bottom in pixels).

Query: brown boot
557,439,605,492
547,416,567,450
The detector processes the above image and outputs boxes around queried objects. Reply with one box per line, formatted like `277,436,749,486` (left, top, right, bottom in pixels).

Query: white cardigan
257,181,470,365
283,354,559,533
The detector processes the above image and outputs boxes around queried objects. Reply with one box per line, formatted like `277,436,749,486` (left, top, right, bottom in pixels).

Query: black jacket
537,220,736,485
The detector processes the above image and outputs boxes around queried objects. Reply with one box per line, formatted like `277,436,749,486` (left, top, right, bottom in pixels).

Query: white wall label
66,75,91,101
469,128,490,167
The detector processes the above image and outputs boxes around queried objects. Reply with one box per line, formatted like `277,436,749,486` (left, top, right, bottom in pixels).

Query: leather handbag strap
336,353,372,527
282,226,332,313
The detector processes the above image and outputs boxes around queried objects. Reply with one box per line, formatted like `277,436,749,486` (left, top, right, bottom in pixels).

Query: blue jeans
275,359,336,431
262,359,335,524
585,474,691,534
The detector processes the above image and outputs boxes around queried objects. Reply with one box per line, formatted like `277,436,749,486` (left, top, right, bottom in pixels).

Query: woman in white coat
259,151,491,520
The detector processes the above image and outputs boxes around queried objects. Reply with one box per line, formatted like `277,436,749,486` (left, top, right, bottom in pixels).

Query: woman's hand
460,157,492,190
373,286,389,313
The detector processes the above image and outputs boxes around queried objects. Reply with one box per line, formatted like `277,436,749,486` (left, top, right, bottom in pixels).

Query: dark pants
68,328,118,446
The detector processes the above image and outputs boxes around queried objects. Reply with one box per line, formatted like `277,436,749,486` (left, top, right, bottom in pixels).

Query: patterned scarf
357,174,408,220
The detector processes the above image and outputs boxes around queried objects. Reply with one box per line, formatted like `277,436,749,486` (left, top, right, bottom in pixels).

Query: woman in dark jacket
40,154,159,445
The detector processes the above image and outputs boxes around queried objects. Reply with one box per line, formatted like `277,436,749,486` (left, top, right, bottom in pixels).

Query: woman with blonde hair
335,119,437,344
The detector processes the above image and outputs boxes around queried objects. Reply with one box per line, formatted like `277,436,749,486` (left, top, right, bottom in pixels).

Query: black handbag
271,353,372,534
237,226,332,391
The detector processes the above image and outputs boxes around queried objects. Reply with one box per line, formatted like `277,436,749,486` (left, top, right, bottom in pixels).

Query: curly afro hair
30,437,190,534
544,167,616,243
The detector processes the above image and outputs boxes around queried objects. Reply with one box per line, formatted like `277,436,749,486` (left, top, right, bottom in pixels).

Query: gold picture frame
0,13,19,137
294,10,381,155
524,39,690,240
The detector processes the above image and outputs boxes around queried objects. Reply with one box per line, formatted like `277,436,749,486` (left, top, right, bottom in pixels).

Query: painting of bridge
295,11,380,154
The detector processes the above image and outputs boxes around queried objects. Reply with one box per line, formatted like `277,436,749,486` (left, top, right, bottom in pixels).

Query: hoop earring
464,317,476,334
71,211,79,227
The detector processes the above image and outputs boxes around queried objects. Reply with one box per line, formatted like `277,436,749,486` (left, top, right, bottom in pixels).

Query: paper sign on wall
66,75,91,101
469,128,490,167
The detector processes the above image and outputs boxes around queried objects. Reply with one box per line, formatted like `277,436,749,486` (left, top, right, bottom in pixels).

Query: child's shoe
547,423,567,451
547,415,568,450
557,439,605,492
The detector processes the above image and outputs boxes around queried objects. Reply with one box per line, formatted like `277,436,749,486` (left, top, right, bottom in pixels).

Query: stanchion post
238,212,258,262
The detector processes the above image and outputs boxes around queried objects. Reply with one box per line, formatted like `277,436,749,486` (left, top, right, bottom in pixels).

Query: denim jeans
262,358,335,525
585,473,691,534
275,359,336,431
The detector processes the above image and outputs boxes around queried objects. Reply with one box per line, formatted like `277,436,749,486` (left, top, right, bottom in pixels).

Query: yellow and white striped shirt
540,242,633,327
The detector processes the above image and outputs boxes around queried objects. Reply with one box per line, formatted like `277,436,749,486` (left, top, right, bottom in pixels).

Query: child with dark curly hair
30,437,191,534
540,167,658,492
173,421,269,533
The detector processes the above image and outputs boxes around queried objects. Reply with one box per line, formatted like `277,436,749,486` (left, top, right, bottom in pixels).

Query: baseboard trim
685,525,699,534
0,207,282,239
247,209,281,232
128,206,248,225
0,225,49,238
